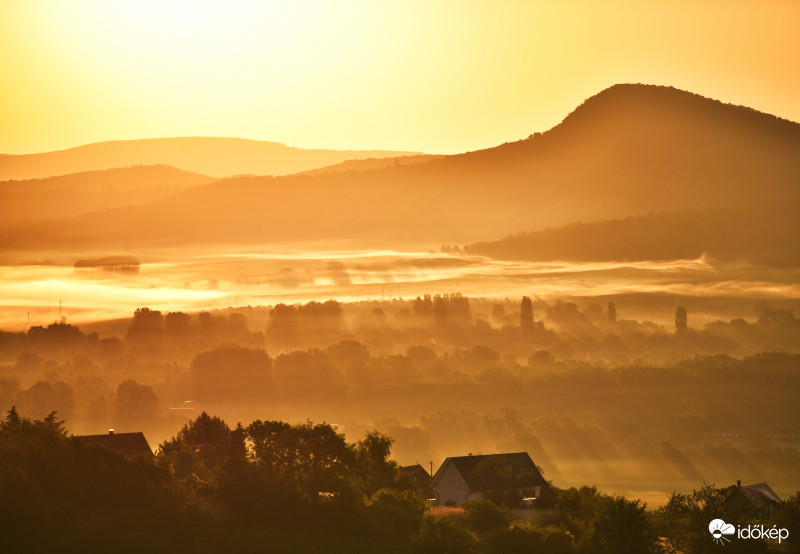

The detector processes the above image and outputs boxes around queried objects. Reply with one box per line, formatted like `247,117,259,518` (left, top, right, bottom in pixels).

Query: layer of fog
3,247,800,331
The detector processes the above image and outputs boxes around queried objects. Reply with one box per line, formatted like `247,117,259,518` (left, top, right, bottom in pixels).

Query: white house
430,452,547,507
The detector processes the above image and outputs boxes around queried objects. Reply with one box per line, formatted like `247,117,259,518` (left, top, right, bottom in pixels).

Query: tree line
1,408,798,553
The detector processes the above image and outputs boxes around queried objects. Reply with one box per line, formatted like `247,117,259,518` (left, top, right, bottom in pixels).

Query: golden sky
2,0,798,155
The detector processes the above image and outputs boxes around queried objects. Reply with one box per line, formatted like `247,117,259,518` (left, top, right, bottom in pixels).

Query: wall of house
434,464,471,506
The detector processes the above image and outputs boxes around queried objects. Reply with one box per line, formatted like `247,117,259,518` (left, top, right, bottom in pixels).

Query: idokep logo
709,518,790,546
709,519,735,545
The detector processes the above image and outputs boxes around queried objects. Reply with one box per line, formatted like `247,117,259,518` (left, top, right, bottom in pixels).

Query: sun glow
2,0,798,154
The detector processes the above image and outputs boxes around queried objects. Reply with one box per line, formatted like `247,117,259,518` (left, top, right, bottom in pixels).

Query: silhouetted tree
189,346,273,403
520,296,534,335
446,293,471,321
675,306,688,333
26,322,85,353
159,412,246,496
127,307,164,352
356,431,401,495
491,304,505,324
273,349,344,401
114,379,159,426
591,497,653,554
413,295,433,318
16,380,75,421
607,302,616,324
0,405,21,430
164,311,191,338
246,419,357,503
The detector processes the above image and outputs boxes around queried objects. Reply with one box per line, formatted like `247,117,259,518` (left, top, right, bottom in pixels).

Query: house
75,429,153,459
726,481,782,517
401,464,434,497
430,452,547,507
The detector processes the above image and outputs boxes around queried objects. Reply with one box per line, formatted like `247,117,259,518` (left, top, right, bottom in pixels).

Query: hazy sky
2,0,798,155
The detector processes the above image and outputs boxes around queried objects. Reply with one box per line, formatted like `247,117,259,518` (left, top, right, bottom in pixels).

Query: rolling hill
3,84,799,259
463,204,800,267
0,137,422,180
0,165,217,226
0,164,214,193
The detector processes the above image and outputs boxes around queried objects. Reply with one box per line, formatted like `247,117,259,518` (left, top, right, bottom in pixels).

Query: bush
484,521,575,554
413,514,478,554
463,496,508,533
367,488,426,538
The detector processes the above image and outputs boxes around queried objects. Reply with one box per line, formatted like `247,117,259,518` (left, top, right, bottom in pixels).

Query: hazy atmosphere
1,2,798,553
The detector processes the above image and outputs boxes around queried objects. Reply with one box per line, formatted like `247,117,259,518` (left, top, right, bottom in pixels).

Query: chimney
109,429,114,435
737,480,741,488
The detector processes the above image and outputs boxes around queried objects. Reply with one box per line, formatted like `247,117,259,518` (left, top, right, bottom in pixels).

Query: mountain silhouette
1,164,214,193
0,165,216,226
3,84,798,260
0,137,422,180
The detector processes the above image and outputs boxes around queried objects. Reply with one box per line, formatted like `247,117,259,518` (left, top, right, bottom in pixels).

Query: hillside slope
3,85,798,253
0,165,218,225
464,204,800,267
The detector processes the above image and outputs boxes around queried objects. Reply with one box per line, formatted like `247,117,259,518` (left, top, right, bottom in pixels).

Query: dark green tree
590,496,653,554
356,431,401,495
0,405,21,430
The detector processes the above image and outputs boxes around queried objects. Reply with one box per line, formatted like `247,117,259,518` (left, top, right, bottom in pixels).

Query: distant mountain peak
551,83,797,135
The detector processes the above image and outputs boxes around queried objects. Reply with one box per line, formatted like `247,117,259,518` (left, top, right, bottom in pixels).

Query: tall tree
675,306,688,333
0,405,22,430
520,296,534,335
607,302,617,324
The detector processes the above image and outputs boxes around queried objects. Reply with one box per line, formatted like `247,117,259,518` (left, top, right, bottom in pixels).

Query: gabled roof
76,432,153,458
401,464,432,489
433,452,546,492
740,482,782,508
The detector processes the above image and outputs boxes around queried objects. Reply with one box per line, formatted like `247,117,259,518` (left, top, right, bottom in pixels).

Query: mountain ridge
3,84,798,259
0,137,423,180
463,203,800,267
0,164,215,191
0,164,219,226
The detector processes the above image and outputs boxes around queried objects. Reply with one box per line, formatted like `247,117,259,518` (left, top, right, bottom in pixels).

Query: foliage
413,514,479,554
367,488,426,538
462,496,508,533
483,521,574,554
590,497,653,554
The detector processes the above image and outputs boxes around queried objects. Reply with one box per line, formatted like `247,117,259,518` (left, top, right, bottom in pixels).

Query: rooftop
438,452,547,491
75,430,153,459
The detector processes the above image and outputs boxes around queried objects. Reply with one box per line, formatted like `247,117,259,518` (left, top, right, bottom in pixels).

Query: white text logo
709,518,789,545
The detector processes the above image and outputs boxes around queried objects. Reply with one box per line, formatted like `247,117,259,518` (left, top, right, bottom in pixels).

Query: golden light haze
2,0,798,155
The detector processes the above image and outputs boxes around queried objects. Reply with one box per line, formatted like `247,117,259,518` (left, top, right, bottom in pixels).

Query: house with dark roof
430,452,547,507
401,464,433,497
75,430,153,459
726,481,782,517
